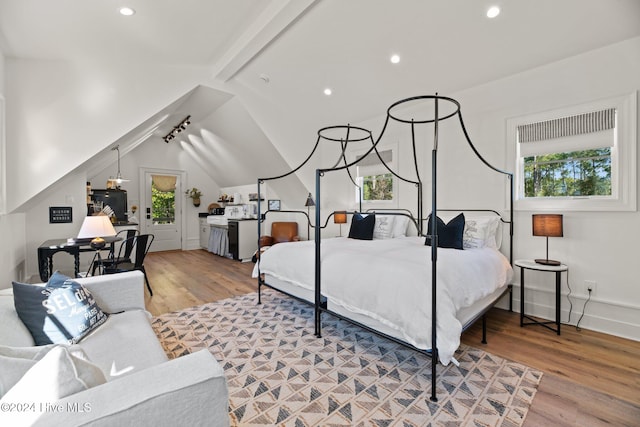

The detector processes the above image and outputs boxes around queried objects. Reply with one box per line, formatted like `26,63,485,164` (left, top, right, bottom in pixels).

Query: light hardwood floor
144,249,640,427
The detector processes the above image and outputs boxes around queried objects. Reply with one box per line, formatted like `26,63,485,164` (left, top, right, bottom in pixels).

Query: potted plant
185,187,203,207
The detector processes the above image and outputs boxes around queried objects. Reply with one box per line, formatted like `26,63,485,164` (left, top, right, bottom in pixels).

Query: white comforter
256,236,513,365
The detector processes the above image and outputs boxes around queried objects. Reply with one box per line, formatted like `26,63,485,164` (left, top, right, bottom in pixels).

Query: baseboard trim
511,284,640,342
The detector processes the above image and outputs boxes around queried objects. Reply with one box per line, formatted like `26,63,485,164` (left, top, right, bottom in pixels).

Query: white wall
0,50,29,287
5,58,212,212
21,172,90,281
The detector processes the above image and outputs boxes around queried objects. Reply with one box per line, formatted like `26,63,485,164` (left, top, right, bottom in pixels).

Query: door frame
139,167,187,251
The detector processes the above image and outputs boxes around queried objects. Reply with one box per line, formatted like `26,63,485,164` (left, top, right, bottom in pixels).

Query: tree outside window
523,148,611,197
152,186,175,224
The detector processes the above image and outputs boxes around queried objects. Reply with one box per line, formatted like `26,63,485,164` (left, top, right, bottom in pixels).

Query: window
151,175,176,224
354,148,395,203
507,93,636,211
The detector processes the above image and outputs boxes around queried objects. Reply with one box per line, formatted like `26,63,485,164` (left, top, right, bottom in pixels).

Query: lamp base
90,237,106,250
535,258,561,266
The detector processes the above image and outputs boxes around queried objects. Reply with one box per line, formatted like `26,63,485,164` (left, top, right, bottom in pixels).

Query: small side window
354,149,395,203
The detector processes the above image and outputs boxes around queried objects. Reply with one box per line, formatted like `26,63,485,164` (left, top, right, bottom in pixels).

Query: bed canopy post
314,169,324,337
429,96,440,402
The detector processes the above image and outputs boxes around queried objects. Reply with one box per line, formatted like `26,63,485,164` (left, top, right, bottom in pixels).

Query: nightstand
515,259,568,335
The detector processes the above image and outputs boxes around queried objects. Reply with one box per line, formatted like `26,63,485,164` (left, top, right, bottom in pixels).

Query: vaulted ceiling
1,0,639,207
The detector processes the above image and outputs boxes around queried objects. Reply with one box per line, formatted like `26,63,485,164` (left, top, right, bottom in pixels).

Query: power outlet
585,280,597,296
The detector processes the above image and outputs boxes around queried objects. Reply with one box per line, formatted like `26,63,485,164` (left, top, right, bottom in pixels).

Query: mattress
256,236,513,365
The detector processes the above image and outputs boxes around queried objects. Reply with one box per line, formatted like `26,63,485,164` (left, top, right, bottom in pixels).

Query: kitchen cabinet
199,217,211,249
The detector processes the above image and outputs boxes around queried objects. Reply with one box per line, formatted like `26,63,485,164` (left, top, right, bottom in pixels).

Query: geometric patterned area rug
152,290,542,426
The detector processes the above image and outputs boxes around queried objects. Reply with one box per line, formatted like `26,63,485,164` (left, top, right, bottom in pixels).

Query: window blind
518,108,615,143
356,149,392,167
152,175,177,192
518,108,616,157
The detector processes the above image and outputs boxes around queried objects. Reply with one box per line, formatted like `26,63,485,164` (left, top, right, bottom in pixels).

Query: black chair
103,234,155,296
92,228,139,275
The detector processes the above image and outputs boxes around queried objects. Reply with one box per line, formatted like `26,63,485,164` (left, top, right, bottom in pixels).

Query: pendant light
110,145,130,184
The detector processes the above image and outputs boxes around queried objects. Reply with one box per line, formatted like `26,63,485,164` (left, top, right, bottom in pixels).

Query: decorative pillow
0,344,57,397
424,213,465,249
463,216,500,249
0,346,106,424
391,215,410,238
348,213,376,240
0,355,38,398
12,273,109,346
373,215,395,239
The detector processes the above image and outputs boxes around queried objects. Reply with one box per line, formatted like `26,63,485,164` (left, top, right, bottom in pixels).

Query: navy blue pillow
12,272,109,345
348,213,376,240
424,213,465,250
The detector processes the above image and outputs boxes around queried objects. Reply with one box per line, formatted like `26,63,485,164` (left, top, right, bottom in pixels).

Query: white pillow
373,215,395,239
391,215,410,238
0,345,57,397
0,346,106,417
463,216,500,249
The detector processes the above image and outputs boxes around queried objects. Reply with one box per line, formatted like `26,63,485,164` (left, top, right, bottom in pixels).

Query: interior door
143,171,183,251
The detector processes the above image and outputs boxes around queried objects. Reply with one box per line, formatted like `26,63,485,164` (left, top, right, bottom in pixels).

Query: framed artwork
268,199,281,211
49,206,73,223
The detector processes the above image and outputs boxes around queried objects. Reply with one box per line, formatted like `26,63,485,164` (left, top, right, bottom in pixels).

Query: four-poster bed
255,95,514,402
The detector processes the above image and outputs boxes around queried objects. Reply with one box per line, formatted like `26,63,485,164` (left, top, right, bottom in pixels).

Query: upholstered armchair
259,222,300,247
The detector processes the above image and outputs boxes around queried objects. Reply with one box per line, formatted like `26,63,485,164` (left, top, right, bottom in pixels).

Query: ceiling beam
211,0,318,82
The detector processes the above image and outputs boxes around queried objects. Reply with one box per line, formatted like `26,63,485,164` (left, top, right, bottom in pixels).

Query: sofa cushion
0,344,87,397
0,346,106,425
79,310,169,380
12,274,109,345
0,290,35,347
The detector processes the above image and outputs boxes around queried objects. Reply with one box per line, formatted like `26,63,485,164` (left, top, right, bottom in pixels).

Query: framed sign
49,206,73,224
268,199,281,211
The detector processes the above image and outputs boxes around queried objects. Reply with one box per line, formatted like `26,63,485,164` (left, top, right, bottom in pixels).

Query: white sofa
0,271,229,426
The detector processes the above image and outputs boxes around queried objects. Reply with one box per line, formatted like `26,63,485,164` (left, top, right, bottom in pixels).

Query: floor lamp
305,193,315,240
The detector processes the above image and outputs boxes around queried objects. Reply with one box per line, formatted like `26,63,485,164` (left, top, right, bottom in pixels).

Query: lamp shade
304,193,315,207
532,214,563,237
77,216,117,239
334,211,347,224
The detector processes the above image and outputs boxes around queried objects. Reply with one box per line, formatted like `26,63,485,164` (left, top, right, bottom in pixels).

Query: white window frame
351,144,397,205
507,92,637,212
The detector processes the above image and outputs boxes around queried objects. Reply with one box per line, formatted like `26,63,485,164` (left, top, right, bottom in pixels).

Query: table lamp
334,211,347,237
532,214,563,266
77,215,117,247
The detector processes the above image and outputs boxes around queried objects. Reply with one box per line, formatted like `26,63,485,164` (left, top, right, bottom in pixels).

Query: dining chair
103,234,155,296
92,228,139,275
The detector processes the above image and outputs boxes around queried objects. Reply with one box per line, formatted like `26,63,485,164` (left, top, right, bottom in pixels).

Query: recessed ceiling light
486,6,500,18
390,54,400,64
324,88,332,96
119,7,136,16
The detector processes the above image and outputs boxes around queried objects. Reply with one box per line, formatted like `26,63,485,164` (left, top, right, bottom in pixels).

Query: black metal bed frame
257,94,514,402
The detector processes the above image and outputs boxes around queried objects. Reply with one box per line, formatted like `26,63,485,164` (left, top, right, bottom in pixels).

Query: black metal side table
515,259,568,335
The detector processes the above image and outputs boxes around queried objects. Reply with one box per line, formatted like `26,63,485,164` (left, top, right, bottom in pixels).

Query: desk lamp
334,211,347,237
532,214,563,266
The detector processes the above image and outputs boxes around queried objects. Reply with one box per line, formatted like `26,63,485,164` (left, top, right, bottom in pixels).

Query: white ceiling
234,0,640,124
0,0,271,65
1,0,640,193
2,1,638,104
